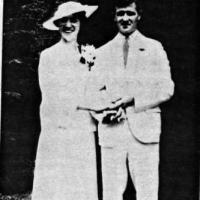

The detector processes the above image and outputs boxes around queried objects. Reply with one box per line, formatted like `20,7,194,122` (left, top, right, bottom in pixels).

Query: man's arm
107,42,174,113
133,42,174,112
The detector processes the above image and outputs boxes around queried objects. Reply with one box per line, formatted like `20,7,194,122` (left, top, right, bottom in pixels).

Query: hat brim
43,5,98,30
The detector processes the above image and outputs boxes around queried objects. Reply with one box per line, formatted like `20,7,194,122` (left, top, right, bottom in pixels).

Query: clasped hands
91,96,134,124
77,95,134,124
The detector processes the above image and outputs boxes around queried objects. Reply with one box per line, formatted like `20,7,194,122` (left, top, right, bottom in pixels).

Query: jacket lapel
106,31,148,76
127,31,148,73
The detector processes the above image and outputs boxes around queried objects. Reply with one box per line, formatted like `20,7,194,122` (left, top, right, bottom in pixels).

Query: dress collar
58,39,79,52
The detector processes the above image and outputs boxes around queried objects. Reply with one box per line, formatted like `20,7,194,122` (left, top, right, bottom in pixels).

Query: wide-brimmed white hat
43,1,98,30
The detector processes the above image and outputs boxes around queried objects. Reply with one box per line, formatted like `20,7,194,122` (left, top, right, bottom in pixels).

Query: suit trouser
101,137,159,200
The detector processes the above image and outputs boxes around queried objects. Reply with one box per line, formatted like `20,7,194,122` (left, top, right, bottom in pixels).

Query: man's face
115,2,141,36
56,14,81,42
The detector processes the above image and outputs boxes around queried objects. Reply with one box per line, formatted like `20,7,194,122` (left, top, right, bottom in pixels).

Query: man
82,0,174,200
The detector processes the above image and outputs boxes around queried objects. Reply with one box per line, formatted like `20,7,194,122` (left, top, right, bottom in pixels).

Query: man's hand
102,107,125,124
108,96,134,110
109,107,125,123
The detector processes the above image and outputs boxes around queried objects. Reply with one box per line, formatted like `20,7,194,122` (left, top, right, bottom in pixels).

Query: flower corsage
80,44,96,71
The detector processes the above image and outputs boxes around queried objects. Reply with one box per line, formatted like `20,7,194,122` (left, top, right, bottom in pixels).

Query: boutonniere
80,44,96,71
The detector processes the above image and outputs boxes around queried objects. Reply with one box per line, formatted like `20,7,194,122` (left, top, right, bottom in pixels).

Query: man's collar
117,29,139,41
127,30,139,40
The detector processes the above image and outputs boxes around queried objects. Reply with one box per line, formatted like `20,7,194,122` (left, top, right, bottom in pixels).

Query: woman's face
56,14,81,42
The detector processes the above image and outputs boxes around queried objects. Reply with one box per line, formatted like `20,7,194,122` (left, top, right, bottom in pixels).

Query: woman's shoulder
38,43,63,73
41,42,61,58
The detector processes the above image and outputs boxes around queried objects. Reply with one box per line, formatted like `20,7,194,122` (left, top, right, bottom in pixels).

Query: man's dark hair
115,0,143,15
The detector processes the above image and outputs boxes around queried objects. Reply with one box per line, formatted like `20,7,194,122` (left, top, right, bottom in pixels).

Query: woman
32,2,98,200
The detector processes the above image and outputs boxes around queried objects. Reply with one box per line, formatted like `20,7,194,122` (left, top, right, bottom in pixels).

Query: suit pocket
127,111,161,143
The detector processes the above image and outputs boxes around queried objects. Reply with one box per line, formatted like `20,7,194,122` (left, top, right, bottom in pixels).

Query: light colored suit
90,30,174,200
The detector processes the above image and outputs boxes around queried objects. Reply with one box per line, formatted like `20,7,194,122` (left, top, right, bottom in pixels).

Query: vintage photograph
0,0,199,200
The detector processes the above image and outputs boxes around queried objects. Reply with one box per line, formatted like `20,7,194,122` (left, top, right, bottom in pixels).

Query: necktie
123,36,129,67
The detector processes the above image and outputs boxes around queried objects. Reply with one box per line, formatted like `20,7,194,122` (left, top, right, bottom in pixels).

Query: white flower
80,44,96,70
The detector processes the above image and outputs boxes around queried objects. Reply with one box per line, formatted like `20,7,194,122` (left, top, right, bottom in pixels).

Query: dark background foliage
0,0,199,199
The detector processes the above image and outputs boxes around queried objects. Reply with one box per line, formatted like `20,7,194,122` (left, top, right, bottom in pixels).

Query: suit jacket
88,30,174,147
